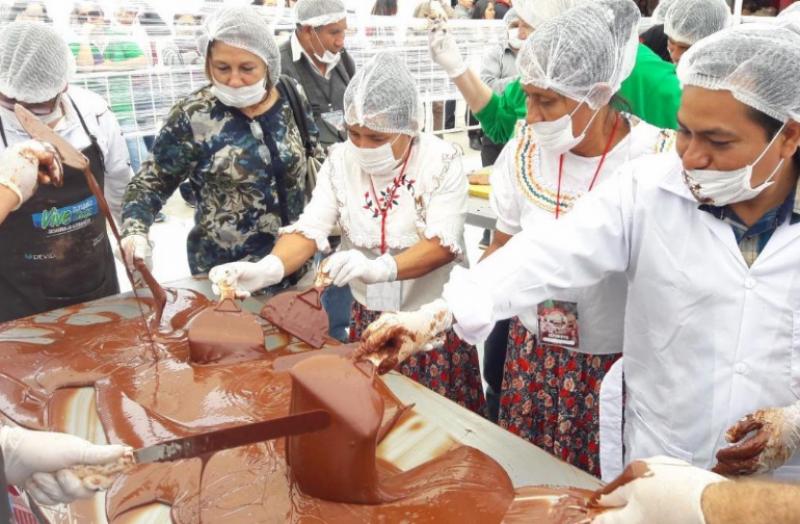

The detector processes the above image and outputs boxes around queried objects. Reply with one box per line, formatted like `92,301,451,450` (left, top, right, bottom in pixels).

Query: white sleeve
279,158,339,252
97,107,134,224
489,142,522,236
444,168,636,344
422,148,468,257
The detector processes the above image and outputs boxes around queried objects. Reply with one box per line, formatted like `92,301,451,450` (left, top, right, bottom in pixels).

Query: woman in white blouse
209,51,484,413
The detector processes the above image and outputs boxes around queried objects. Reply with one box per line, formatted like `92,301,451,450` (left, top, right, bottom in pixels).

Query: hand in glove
713,402,800,476
355,298,452,374
208,254,285,299
428,21,468,79
0,426,131,506
119,234,153,272
592,456,727,524
321,251,397,288
0,140,63,210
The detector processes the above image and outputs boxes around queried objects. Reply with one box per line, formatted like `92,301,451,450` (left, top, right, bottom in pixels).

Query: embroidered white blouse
488,118,675,354
281,133,468,311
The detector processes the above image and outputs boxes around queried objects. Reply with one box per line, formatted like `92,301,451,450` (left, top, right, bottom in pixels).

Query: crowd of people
0,0,800,521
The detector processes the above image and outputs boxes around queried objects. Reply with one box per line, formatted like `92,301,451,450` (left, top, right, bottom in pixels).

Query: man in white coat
357,21,800,522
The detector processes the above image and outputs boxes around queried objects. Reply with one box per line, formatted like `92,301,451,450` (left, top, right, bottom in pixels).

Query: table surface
467,195,498,230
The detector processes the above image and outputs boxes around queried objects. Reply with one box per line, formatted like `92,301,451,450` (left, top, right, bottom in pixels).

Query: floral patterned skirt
498,316,620,477
350,301,485,415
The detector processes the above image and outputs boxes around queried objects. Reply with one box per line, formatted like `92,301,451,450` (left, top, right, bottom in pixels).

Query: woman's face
485,2,496,19
677,86,800,186
523,84,597,138
347,124,413,160
208,42,268,87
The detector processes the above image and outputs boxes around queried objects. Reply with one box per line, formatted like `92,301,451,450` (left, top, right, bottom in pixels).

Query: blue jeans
322,284,353,343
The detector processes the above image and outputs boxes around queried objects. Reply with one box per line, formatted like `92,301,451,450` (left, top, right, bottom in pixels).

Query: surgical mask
0,94,63,128
346,137,403,177
210,79,267,108
312,29,341,66
683,127,787,206
530,101,600,155
507,28,525,50
38,95,64,125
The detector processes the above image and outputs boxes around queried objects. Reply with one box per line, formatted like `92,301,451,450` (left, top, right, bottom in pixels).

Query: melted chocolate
186,298,265,365
260,287,329,348
0,291,520,523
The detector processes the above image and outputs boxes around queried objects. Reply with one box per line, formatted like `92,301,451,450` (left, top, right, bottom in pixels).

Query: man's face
0,91,61,116
115,8,138,26
76,3,104,27
667,37,690,64
304,19,347,57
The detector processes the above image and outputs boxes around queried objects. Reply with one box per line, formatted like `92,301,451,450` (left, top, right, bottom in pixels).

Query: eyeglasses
78,10,102,18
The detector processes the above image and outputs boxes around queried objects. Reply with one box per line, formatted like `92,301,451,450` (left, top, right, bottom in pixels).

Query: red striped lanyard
555,114,620,219
368,147,413,254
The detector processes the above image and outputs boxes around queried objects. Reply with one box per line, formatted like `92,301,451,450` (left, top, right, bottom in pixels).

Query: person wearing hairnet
120,6,324,282
429,0,682,141
280,0,356,342
481,0,678,476
281,0,354,149
663,0,731,64
359,21,800,486
209,52,485,414
0,22,132,324
639,0,677,62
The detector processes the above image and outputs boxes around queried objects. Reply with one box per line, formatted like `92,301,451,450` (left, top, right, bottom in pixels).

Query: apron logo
31,196,99,232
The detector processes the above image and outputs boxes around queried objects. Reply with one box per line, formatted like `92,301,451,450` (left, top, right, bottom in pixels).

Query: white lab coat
0,86,133,223
445,152,800,478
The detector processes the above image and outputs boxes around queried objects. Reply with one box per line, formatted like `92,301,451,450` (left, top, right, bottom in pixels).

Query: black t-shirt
640,24,671,63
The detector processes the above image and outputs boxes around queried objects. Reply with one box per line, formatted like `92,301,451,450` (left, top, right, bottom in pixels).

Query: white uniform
446,152,800,478
282,133,467,311
489,119,673,354
0,86,133,223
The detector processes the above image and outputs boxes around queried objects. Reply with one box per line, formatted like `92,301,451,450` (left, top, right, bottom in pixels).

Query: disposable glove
208,254,286,299
713,401,800,476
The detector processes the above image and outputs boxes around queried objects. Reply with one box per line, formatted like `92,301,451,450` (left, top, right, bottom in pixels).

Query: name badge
366,281,402,313
537,299,580,349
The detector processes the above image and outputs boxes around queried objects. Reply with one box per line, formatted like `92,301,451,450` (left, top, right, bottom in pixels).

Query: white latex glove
321,251,397,287
428,21,468,79
713,401,800,476
355,298,452,374
0,140,63,210
119,234,153,272
208,254,285,299
592,456,727,524
0,426,130,506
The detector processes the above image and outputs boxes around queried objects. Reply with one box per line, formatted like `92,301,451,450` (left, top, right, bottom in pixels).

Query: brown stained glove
354,299,452,374
713,403,800,476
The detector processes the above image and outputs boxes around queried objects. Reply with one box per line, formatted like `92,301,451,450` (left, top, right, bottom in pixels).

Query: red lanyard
368,147,413,254
554,114,621,219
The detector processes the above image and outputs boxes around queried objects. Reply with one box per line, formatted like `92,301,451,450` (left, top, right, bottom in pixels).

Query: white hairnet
664,0,731,46
651,0,679,23
514,0,579,28
779,2,800,17
777,2,800,32
517,0,641,109
503,7,520,26
294,0,347,27
677,24,800,123
199,6,280,85
344,52,421,136
0,22,73,104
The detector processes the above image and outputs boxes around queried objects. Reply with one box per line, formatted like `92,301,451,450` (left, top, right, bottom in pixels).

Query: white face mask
210,79,267,108
507,27,525,50
39,95,64,125
346,136,404,177
530,100,600,155
683,127,787,206
0,95,62,129
312,29,341,67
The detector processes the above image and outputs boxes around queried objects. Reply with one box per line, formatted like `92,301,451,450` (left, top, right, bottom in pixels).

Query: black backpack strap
341,48,356,80
277,76,314,158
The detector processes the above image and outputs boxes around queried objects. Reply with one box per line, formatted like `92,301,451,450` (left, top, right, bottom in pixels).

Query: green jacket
475,43,681,144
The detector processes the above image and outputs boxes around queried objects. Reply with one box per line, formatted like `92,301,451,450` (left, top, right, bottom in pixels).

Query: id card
537,299,579,349
366,281,402,312
321,110,345,133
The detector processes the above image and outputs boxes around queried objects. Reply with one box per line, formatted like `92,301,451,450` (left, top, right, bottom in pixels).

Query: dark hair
471,0,495,19
748,107,800,165
372,0,398,15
